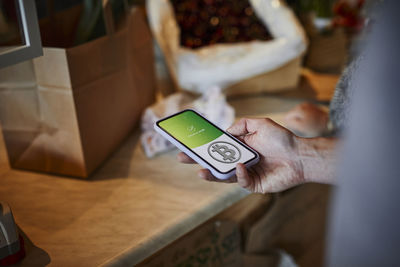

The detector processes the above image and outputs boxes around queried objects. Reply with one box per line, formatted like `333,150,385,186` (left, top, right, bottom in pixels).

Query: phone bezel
156,109,258,174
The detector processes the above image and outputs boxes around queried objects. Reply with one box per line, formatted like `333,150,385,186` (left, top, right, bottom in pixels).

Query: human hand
177,118,306,193
284,102,329,137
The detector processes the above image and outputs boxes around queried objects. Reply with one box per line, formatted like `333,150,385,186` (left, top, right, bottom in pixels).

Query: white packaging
147,0,307,94
141,87,235,158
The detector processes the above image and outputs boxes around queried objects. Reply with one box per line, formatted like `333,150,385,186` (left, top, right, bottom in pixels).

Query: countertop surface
0,72,337,266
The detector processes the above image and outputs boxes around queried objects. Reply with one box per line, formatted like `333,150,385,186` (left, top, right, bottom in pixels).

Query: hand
177,118,306,193
284,102,329,137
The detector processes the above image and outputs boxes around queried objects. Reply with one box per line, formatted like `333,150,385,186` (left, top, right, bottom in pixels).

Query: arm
296,136,338,185
178,118,338,193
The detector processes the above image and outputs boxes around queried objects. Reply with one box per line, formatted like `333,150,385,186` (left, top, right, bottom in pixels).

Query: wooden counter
0,132,250,266
0,73,337,266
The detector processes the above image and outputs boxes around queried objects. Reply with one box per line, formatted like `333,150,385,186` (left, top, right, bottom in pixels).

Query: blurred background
0,0,370,266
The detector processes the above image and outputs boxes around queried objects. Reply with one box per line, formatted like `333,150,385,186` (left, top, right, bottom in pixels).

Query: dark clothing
329,57,361,133
327,1,400,265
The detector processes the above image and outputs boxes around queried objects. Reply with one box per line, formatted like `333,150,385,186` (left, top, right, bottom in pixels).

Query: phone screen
157,110,258,174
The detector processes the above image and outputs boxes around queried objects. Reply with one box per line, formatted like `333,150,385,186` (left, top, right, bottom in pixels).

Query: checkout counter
0,70,336,266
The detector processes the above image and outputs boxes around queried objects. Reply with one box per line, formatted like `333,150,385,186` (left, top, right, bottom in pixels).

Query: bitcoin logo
208,141,241,163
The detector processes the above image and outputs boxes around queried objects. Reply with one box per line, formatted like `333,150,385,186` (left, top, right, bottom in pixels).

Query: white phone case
154,109,260,180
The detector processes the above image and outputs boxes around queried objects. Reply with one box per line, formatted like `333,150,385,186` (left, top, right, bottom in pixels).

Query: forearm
296,136,339,185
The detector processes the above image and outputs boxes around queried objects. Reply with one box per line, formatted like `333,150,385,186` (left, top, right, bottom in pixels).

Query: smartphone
154,109,260,180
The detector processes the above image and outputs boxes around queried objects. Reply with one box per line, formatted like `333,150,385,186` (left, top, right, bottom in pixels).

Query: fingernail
236,163,244,175
198,170,206,179
236,164,249,187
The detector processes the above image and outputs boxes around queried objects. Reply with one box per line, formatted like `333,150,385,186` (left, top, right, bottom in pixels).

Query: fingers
227,118,252,136
177,153,235,183
198,164,258,192
198,169,214,180
198,169,237,183
177,152,196,164
178,152,248,185
227,118,273,136
236,163,253,189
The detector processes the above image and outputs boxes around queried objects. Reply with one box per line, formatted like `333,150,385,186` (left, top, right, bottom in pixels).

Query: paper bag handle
46,0,128,37
102,0,115,35
102,0,129,36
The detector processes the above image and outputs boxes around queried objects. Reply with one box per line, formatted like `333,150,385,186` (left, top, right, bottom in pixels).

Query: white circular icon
208,141,241,163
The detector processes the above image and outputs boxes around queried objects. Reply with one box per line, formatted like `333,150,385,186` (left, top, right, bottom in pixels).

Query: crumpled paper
141,87,235,158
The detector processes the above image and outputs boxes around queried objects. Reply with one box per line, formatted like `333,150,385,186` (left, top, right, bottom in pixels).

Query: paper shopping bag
0,7,156,177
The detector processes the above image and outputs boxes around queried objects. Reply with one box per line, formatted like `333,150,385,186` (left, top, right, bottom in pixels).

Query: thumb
227,118,263,136
236,163,253,191
227,118,248,136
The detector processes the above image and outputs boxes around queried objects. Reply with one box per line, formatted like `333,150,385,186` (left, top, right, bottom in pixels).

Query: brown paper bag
0,7,156,178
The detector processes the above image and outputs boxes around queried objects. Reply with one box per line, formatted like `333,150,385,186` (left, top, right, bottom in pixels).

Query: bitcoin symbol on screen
208,142,241,163
212,144,236,161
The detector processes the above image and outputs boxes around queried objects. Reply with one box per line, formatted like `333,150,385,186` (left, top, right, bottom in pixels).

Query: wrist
294,136,338,184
